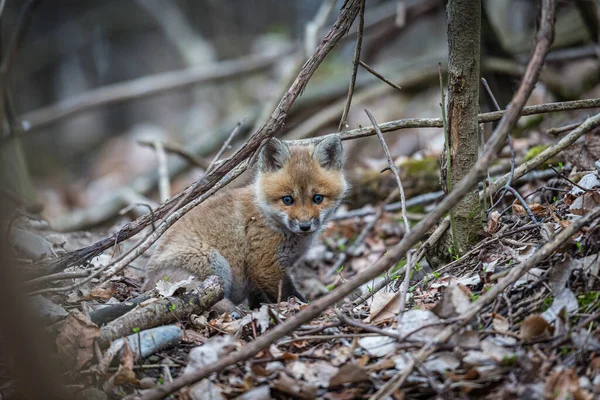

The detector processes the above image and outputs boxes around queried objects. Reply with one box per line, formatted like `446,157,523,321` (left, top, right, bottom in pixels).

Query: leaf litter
12,118,600,399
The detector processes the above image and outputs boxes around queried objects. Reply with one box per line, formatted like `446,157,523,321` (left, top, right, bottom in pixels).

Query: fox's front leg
248,272,305,309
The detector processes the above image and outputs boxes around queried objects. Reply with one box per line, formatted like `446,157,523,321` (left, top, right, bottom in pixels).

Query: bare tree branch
338,0,365,131
20,49,293,131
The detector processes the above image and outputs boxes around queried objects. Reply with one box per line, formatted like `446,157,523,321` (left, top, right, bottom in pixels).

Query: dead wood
486,111,600,196
98,276,223,348
90,292,154,327
20,49,291,131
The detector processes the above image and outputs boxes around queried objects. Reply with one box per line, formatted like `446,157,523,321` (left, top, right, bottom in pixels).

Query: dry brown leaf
513,201,549,217
271,373,318,400
486,211,501,234
570,192,600,215
364,291,400,323
365,358,395,372
181,329,207,345
432,282,472,318
88,287,116,301
545,368,593,400
328,363,370,387
491,313,510,333
519,314,552,340
55,310,100,370
112,342,138,386
562,129,600,170
447,368,479,381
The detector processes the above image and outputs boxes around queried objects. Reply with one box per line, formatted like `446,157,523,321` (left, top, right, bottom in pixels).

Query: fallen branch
20,49,293,131
332,191,444,221
486,111,600,196
140,0,556,395
333,98,600,142
98,276,223,347
89,292,154,327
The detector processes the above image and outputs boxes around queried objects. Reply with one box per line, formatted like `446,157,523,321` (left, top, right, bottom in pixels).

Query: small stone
139,377,156,389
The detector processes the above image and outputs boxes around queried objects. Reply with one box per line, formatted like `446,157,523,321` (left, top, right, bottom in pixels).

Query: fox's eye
313,194,324,204
282,195,294,205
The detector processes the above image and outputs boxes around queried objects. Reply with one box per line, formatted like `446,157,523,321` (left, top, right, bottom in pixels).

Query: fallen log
98,276,223,348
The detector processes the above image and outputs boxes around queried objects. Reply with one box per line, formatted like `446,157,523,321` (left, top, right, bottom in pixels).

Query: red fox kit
143,136,348,311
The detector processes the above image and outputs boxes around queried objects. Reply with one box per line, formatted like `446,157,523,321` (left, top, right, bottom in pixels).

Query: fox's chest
276,235,314,268
244,221,314,269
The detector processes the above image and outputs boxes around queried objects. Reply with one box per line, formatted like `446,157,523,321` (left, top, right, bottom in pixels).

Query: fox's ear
313,135,343,170
259,138,291,172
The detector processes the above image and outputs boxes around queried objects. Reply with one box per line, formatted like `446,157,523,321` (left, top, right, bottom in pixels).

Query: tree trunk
445,0,482,255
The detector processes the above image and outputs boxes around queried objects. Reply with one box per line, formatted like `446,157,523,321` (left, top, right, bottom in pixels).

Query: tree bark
445,0,482,255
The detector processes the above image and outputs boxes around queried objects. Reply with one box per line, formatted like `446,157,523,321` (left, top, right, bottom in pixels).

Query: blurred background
2,0,599,231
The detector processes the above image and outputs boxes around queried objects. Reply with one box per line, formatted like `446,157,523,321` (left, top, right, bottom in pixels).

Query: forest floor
10,101,600,400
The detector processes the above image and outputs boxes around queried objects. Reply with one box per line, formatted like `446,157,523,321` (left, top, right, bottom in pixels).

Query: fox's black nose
299,222,311,232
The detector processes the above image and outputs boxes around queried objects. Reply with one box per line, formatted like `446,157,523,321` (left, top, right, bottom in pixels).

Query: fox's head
255,136,348,235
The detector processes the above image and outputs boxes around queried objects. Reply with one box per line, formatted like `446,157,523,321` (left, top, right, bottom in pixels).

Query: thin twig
338,0,365,131
483,78,514,211
151,141,170,202
336,311,401,340
137,140,210,170
365,108,413,315
358,60,402,91
365,109,410,233
205,121,243,174
482,77,538,225
503,186,538,225
548,165,588,192
547,121,581,136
